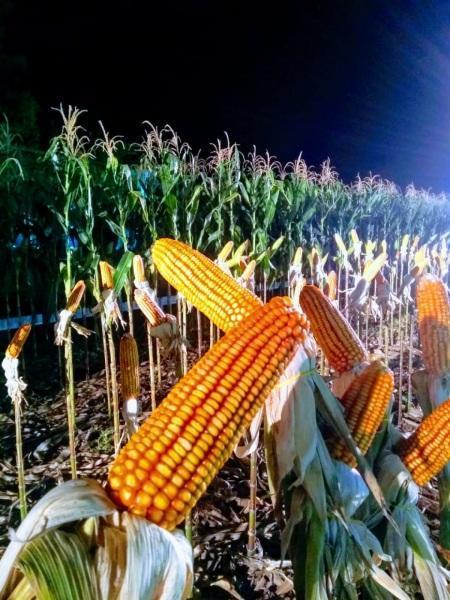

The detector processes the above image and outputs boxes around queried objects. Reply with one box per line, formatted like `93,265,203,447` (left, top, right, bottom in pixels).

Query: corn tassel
152,238,262,332
6,324,32,359
299,284,367,373
331,361,394,467
398,397,450,485
108,297,308,530
416,274,449,376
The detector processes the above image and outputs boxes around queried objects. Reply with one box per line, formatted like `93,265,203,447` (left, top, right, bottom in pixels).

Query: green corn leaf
113,251,134,296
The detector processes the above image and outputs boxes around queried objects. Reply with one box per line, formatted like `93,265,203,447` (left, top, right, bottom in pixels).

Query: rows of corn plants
0,107,449,350
0,228,449,598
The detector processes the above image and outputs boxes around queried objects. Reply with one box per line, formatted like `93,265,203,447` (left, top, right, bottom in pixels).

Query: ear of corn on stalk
135,289,166,327
99,261,114,290
120,334,140,401
66,281,86,313
330,360,394,467
132,255,147,283
416,274,450,377
398,397,450,485
108,296,308,530
299,284,367,373
324,270,337,301
6,324,32,359
152,238,262,332
217,241,234,262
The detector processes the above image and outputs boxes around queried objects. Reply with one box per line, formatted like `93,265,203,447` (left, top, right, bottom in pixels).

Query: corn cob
120,334,140,400
153,238,262,332
299,284,367,373
217,241,234,262
416,274,449,376
6,324,32,359
324,270,337,301
133,255,147,283
108,296,308,530
399,398,450,485
99,261,114,290
66,280,86,313
331,361,394,467
135,289,166,327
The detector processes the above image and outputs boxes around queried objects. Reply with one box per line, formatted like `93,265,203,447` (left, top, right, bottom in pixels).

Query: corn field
0,108,449,599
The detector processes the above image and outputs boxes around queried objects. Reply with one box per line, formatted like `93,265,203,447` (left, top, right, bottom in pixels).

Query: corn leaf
113,251,134,296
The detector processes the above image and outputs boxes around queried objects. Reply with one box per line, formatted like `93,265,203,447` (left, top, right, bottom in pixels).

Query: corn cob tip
299,284,367,374
99,261,114,290
134,289,166,327
66,280,86,313
133,255,147,283
5,323,32,359
152,238,262,332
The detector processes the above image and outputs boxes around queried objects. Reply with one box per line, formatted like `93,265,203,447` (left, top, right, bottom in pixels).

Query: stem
14,398,27,519
196,308,202,358
107,328,121,454
126,285,134,336
407,306,413,412
156,340,162,386
101,318,112,417
439,465,450,551
64,328,77,479
147,323,156,411
397,301,404,427
248,448,258,557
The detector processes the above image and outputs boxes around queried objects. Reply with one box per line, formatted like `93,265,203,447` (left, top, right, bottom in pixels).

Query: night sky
3,1,450,192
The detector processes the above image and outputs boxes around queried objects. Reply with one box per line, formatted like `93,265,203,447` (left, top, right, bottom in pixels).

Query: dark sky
4,0,450,192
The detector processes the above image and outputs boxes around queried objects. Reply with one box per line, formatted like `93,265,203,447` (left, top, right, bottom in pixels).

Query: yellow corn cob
299,284,367,373
292,247,303,267
331,360,394,467
152,238,262,332
6,324,32,359
99,261,114,291
324,270,337,301
134,290,166,327
399,398,450,485
66,280,86,313
133,255,147,283
241,259,256,282
120,334,140,400
416,274,450,376
217,241,234,262
108,296,308,530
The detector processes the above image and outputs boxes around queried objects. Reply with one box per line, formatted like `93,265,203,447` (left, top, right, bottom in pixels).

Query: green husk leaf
18,529,99,600
0,480,115,595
